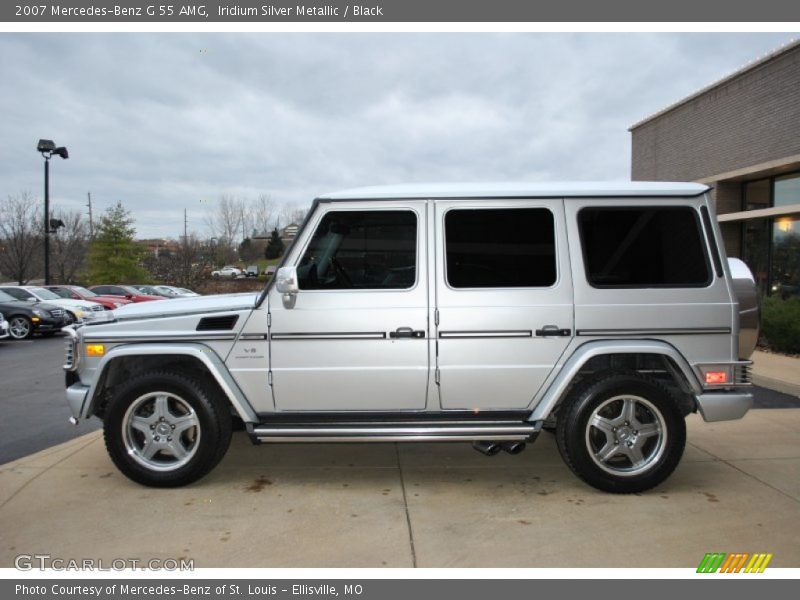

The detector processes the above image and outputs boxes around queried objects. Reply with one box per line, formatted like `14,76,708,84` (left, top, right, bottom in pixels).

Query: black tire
556,371,686,494
8,315,33,340
103,370,232,487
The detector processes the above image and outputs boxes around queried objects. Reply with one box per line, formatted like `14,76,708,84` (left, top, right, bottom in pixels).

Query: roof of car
317,181,709,201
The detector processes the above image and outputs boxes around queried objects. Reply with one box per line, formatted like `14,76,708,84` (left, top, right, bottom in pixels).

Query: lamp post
37,139,69,285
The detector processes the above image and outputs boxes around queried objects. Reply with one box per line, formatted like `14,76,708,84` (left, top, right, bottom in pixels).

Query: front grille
51,308,64,318
63,335,78,371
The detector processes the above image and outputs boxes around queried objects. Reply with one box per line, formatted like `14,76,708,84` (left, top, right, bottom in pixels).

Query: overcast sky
0,33,795,239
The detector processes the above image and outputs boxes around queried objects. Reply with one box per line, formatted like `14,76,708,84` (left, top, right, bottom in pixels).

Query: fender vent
197,315,239,331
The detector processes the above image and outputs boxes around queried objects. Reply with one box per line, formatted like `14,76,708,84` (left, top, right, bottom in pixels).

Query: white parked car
156,286,200,297
0,286,110,324
0,312,8,340
211,266,242,278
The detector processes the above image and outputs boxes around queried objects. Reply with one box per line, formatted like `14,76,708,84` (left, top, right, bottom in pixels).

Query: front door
434,200,574,410
269,202,430,411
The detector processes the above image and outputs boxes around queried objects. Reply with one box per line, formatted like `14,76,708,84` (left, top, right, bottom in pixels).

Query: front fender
78,342,258,422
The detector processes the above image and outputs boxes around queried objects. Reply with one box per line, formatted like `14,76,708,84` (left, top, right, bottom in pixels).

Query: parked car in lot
153,285,200,298
62,182,758,492
244,265,259,278
0,285,108,324
0,289,68,339
88,285,164,303
0,312,8,340
45,285,132,311
211,265,242,278
131,285,174,298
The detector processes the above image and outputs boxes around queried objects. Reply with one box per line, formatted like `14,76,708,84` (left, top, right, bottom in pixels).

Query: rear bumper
695,391,753,422
66,383,90,420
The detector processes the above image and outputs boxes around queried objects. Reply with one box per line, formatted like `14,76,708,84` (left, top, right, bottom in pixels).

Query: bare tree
279,202,310,229
250,194,275,238
50,208,89,283
204,195,245,252
0,191,42,284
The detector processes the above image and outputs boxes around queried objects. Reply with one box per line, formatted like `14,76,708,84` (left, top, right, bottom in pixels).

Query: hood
113,292,258,321
50,299,102,309
0,300,63,313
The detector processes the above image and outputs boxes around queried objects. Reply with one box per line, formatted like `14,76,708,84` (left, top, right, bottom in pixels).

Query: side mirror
275,266,299,295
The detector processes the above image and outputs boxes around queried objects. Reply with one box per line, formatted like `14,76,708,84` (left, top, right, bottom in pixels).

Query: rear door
433,200,574,410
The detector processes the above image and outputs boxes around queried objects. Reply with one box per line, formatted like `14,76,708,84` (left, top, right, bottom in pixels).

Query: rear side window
298,210,417,290
578,207,711,288
445,208,556,288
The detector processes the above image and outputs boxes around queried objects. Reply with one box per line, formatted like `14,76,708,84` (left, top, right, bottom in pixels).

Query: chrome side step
249,420,539,443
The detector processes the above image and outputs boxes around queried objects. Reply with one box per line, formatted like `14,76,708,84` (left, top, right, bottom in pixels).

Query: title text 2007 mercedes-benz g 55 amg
63,182,759,493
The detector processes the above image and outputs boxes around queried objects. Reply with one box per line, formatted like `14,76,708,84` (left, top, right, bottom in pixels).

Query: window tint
445,208,556,288
2,288,31,301
578,207,710,287
298,211,417,290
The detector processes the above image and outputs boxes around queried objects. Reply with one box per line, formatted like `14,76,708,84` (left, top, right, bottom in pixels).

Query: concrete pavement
752,350,800,397
1,409,798,568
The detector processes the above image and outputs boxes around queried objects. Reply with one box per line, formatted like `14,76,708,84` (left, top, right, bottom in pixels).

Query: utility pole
86,192,94,238
184,208,188,244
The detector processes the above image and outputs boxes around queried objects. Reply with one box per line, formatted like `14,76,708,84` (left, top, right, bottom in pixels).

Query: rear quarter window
578,206,711,288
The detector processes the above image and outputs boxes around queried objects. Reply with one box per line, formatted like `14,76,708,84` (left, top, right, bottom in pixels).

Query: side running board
248,420,540,443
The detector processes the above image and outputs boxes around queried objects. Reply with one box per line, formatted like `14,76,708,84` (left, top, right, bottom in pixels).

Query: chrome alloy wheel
122,392,201,472
584,395,667,477
9,317,31,339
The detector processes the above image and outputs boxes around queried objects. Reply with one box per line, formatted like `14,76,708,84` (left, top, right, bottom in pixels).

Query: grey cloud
0,32,793,238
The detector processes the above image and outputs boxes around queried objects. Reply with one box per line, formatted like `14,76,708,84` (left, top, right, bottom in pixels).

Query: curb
752,374,800,398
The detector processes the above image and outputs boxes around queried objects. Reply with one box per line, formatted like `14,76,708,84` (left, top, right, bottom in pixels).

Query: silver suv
63,182,758,493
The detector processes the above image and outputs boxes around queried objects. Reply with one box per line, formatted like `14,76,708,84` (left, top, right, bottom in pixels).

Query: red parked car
46,285,134,311
88,285,164,303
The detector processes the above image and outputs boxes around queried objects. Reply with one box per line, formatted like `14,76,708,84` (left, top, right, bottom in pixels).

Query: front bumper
66,383,90,420
34,315,68,332
695,391,753,422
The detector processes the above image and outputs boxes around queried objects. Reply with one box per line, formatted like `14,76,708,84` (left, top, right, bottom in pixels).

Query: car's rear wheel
556,371,686,493
103,370,232,487
8,316,32,340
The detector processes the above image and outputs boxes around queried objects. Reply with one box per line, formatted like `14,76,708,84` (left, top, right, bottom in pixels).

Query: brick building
630,39,800,295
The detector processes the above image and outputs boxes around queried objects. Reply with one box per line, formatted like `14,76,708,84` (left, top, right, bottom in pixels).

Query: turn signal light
705,371,728,384
86,344,105,357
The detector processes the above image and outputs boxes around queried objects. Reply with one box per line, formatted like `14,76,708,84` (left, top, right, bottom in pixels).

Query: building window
740,170,800,296
771,216,800,297
774,172,800,208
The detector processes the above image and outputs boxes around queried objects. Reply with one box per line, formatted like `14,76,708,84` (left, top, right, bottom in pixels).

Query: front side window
2,288,32,301
579,206,711,288
445,208,557,288
297,210,417,290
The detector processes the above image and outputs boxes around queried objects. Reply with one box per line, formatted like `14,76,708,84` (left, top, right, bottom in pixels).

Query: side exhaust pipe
472,441,502,456
501,442,526,455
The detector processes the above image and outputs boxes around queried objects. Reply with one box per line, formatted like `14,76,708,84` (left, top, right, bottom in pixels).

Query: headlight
32,309,46,317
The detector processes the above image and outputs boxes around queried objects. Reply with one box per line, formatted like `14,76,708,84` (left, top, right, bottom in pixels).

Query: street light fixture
37,138,69,285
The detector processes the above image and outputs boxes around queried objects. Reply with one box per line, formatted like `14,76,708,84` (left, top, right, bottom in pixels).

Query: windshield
0,290,17,302
74,287,96,297
31,287,61,300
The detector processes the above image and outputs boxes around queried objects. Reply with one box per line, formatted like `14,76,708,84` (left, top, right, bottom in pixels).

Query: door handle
390,327,425,339
535,325,572,337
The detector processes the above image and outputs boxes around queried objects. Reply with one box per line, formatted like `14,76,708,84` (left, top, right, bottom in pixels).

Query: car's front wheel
8,316,32,340
556,371,686,493
103,370,232,487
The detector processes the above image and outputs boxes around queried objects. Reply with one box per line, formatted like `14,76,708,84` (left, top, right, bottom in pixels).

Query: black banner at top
4,0,800,22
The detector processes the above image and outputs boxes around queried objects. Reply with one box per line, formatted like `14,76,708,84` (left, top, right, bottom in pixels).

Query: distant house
135,238,180,258
280,223,299,247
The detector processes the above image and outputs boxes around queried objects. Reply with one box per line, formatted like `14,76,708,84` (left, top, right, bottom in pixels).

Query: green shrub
761,295,800,354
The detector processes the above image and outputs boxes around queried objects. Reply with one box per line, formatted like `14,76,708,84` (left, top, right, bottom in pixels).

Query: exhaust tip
501,442,526,455
472,441,501,456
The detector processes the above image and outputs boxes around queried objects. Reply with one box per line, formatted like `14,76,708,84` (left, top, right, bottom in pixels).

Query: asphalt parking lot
1,335,799,568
